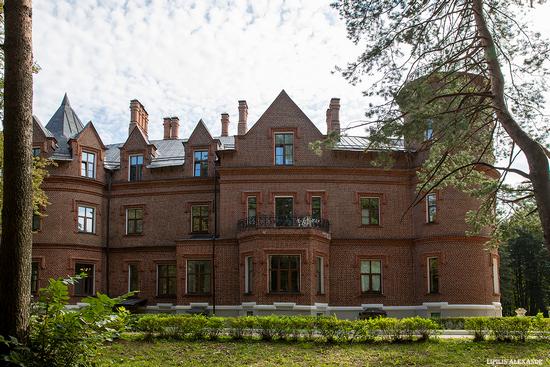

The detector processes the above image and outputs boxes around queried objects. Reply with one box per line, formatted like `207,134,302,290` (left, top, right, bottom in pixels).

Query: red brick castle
30,90,502,317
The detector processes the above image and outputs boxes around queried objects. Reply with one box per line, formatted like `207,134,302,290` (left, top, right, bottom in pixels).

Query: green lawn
98,339,550,366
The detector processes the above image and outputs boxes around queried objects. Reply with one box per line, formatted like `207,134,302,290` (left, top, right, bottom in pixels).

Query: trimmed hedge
134,314,550,343
135,315,439,343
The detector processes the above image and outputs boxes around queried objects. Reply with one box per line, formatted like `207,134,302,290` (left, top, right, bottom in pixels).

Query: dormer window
129,154,144,181
32,147,41,157
193,151,208,177
81,151,96,178
275,133,293,166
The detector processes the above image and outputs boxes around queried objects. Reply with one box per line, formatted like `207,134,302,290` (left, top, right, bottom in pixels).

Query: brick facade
30,91,501,317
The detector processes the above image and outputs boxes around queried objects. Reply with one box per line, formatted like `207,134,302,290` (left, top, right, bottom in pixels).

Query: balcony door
275,197,293,226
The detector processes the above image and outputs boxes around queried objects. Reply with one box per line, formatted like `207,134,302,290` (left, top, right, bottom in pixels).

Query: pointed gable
187,119,214,146
246,90,323,136
70,121,106,150
33,115,55,139
122,124,155,152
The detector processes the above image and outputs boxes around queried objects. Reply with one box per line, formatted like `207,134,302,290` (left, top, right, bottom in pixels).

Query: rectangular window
311,196,322,221
316,256,324,294
32,213,40,231
157,264,176,297
187,260,211,294
129,154,144,181
126,208,144,234
77,206,95,233
245,256,253,294
81,151,96,178
275,197,293,226
425,119,434,140
128,264,139,292
191,205,209,233
247,196,257,224
428,257,439,294
360,260,382,293
360,197,380,225
274,133,294,165
74,263,95,296
269,255,300,293
193,151,209,177
32,147,41,157
492,257,500,294
31,261,39,295
426,193,437,223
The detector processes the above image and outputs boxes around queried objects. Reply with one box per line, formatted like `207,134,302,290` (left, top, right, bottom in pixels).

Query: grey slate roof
45,94,85,160
335,136,406,151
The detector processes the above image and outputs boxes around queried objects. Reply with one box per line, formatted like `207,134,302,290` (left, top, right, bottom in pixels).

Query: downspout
212,162,218,315
105,170,112,296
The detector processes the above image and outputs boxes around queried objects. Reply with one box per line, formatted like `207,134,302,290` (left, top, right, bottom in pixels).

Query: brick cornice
45,175,106,189
111,177,214,190
217,166,414,177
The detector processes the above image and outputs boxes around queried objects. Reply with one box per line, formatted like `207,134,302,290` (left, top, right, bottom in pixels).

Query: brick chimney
238,100,248,135
129,99,149,137
221,113,230,137
328,98,340,138
326,108,332,134
163,116,179,140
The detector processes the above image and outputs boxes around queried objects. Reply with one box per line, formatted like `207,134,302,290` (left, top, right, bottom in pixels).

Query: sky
32,0,550,180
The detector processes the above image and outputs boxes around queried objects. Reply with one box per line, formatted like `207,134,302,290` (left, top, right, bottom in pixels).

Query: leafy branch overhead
332,0,550,250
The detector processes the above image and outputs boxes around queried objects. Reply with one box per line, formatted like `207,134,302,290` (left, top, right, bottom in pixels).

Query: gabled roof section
186,119,214,145
33,115,55,139
247,90,323,136
70,121,107,150
45,94,85,138
122,124,153,150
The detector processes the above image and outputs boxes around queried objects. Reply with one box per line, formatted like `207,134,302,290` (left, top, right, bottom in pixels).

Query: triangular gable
122,124,155,151
33,115,56,141
246,90,323,137
186,119,214,146
69,121,106,150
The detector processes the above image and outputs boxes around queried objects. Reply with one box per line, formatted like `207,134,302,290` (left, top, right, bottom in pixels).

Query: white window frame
128,154,144,181
81,151,96,179
128,264,139,293
77,205,95,234
426,193,437,223
316,256,325,294
244,256,253,294
427,257,439,294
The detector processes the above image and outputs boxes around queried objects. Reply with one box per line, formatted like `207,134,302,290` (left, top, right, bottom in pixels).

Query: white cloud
31,0,550,185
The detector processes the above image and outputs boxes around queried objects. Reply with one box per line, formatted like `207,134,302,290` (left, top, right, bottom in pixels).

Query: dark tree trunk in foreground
0,0,34,342
472,0,550,254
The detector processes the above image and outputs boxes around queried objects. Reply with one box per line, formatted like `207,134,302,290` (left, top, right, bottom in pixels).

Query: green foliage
464,316,549,342
432,317,466,330
0,275,130,366
464,317,491,341
531,313,550,341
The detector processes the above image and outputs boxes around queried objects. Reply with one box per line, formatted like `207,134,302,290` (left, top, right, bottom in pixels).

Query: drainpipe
212,163,218,315
106,170,112,296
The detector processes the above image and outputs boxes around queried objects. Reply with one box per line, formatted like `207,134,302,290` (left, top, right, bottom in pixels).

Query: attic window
81,151,96,179
129,155,144,182
274,133,293,166
193,151,208,177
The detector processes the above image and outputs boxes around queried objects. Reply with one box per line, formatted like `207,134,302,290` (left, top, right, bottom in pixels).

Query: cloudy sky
33,0,550,160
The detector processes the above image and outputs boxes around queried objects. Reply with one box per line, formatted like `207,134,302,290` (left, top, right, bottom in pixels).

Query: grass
98,338,550,366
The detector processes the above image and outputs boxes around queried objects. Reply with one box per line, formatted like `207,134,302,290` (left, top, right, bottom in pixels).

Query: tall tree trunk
472,0,550,253
0,0,33,342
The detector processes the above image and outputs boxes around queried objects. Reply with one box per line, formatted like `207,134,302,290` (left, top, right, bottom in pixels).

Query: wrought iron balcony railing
237,215,330,233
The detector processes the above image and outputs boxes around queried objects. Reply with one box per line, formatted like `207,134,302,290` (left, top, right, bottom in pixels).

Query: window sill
77,231,97,236
186,293,212,296
155,295,177,299
267,292,302,295
425,292,441,295
425,221,439,225
359,224,382,228
124,233,144,237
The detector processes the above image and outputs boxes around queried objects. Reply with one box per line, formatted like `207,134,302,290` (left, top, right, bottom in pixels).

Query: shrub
0,276,130,367
531,313,550,341
401,317,440,341
465,317,490,341
226,316,255,340
487,317,531,342
433,317,466,330
315,316,341,343
372,317,403,342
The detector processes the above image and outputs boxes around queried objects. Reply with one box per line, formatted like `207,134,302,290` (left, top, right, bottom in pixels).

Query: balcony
237,215,330,233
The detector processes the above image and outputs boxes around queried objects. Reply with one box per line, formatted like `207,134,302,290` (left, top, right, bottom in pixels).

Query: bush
531,313,550,341
433,317,466,330
465,317,490,341
315,316,342,343
0,276,130,367
488,317,531,342
372,317,403,342
226,316,255,340
401,317,439,341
